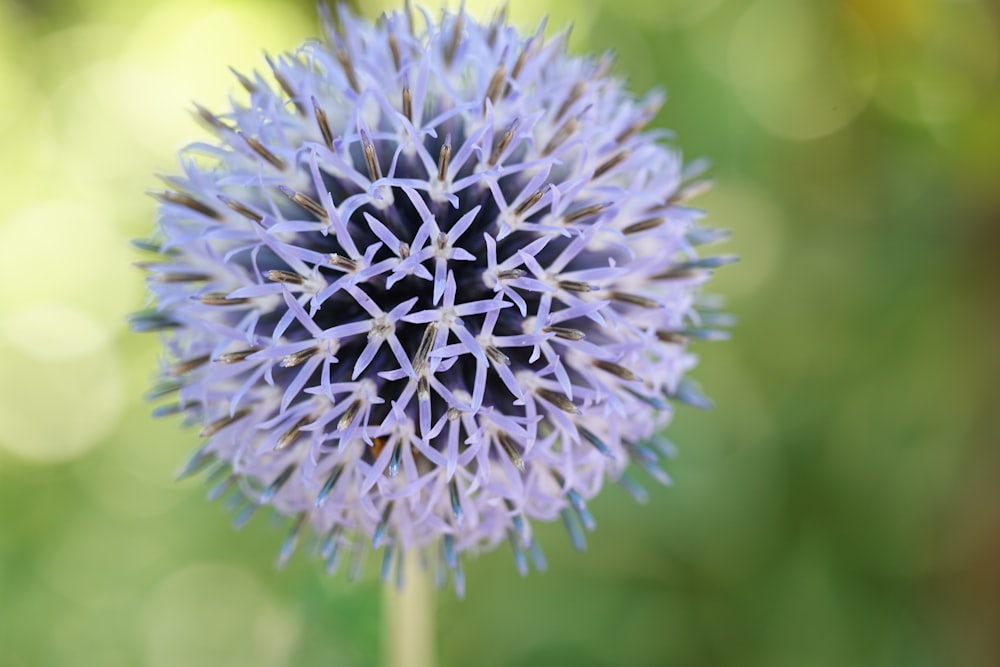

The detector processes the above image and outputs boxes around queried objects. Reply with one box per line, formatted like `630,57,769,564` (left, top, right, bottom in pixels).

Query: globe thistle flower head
132,3,732,595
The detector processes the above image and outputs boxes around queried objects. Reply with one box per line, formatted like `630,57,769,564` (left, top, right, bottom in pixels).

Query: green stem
382,549,435,667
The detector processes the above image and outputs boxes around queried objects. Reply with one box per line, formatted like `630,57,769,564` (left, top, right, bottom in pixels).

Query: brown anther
558,280,599,293
338,399,362,431
542,326,586,341
497,268,525,281
171,354,210,375
514,189,544,216
594,151,629,178
269,58,305,115
655,331,688,345
335,48,360,93
486,345,510,366
312,99,334,149
150,190,221,220
593,359,637,381
280,347,317,368
484,64,507,108
535,388,579,414
361,132,382,182
402,86,412,121
193,103,231,133
200,293,250,306
444,10,464,66
229,67,257,93
437,136,452,182
281,188,327,219
371,435,389,459
417,375,430,400
265,270,304,285
609,291,660,309
398,243,411,259
154,272,213,284
497,430,526,472
486,5,507,48
413,322,439,376
238,133,287,171
555,81,585,122
329,253,358,271
276,414,313,450
622,217,666,235
563,202,611,224
218,195,263,224
199,407,252,438
488,119,519,166
388,32,402,71
652,268,701,281
543,117,579,155
215,348,259,364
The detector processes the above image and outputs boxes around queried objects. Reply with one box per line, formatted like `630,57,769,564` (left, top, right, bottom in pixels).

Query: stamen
200,293,250,306
229,66,257,93
497,269,525,280
217,195,263,223
594,150,629,178
542,326,586,341
280,347,317,368
329,253,358,271
417,375,430,400
215,348,259,364
488,119,519,166
338,399,362,431
622,217,666,235
484,63,507,107
171,354,210,375
193,103,230,132
238,132,287,170
149,190,221,220
555,81,585,121
655,331,688,345
497,431,526,472
335,48,360,93
269,58,305,115
265,269,305,285
578,425,614,458
402,86,412,121
437,135,452,181
514,189,544,216
536,388,579,414
486,345,509,366
153,272,212,284
312,98,334,149
388,32,402,71
449,479,463,525
542,117,579,155
316,464,344,506
563,201,611,224
593,359,637,381
278,185,327,219
444,10,464,66
609,291,660,308
275,414,312,450
262,463,296,503
558,280,599,293
199,407,252,438
413,322,439,375
361,130,382,182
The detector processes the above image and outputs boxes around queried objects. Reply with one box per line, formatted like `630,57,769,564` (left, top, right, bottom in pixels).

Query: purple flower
132,4,731,595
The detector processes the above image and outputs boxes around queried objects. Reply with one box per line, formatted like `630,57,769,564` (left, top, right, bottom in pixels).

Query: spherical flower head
132,4,732,594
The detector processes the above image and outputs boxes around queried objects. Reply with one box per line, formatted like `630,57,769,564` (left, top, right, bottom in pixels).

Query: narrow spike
199,407,252,438
170,354,210,375
387,441,402,478
229,66,257,93
329,253,358,271
485,345,509,366
361,130,382,181
388,31,402,71
269,58,305,115
558,280,599,293
217,195,264,223
497,268,525,280
667,377,714,410
265,269,305,285
373,502,394,548
593,359,638,381
275,414,312,450
437,135,452,181
148,190,221,220
176,445,216,480
536,387,579,414
449,479,463,526
555,81,585,121
338,399,362,431
144,380,181,401
609,291,660,309
443,10,464,66
542,326,586,341
232,503,258,529
578,425,615,458
497,431,526,472
315,464,344,506
238,132,287,170
312,97,335,149
381,543,396,582
192,103,230,132
617,473,650,504
402,86,412,121
413,322,438,375
335,48,360,92
563,201,611,224
560,508,587,551
542,116,578,155
488,119,519,166
514,188,544,216
484,63,507,108
594,150,629,178
199,293,250,306
280,347,316,368
262,464,296,503
152,271,212,284
276,514,306,569
508,529,529,576
207,474,236,501
566,489,596,531
443,534,457,569
622,217,666,235
278,185,328,219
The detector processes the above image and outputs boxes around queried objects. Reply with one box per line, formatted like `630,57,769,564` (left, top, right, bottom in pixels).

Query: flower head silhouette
132,4,731,595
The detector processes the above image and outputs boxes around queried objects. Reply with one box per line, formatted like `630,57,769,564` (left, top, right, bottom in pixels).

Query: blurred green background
1,0,998,665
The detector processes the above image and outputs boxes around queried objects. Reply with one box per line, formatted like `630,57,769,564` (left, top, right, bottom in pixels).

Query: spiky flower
132,4,731,594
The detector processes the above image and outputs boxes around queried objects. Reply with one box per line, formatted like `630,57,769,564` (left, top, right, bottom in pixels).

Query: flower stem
382,549,435,667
